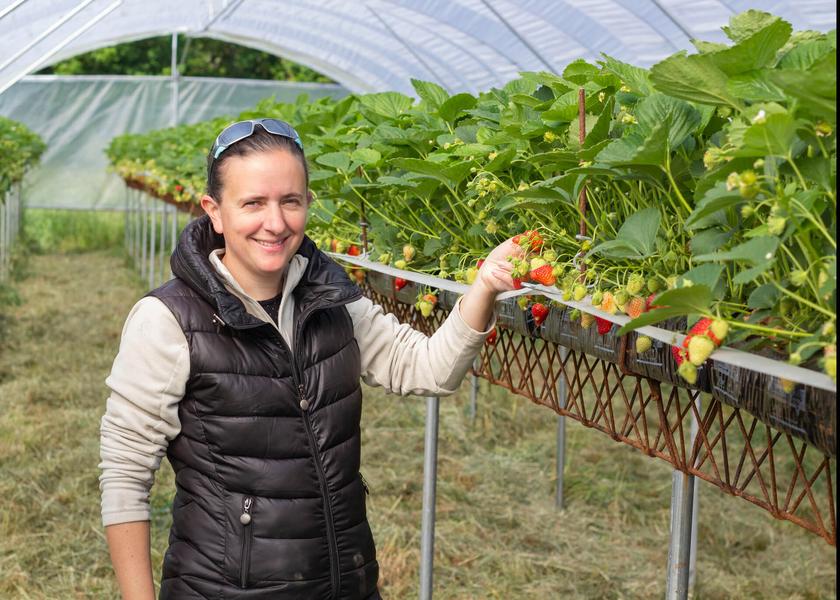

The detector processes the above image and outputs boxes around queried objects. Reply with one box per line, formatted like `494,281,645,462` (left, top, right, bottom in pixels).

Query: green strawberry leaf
598,54,653,95
733,261,775,284
649,52,742,109
748,283,779,309
411,79,449,110
439,93,478,123
694,235,781,265
316,152,351,171
350,148,382,166
735,112,798,157
591,207,660,258
686,183,743,228
689,228,733,255
709,16,792,75
678,264,726,299
358,92,415,120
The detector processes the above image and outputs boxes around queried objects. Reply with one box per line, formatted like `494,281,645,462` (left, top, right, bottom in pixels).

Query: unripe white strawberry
573,285,587,301
678,361,698,384
635,335,653,354
688,335,716,366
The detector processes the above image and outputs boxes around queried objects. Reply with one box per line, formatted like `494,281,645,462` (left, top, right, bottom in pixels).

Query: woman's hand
458,238,526,332
474,237,526,295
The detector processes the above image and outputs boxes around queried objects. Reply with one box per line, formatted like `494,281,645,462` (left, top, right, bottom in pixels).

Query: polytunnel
0,2,838,599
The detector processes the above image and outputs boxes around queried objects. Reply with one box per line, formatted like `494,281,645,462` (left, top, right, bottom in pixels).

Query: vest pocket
239,496,254,588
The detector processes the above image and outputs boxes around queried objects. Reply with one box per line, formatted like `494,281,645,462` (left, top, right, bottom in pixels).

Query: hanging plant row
0,116,46,195
106,10,836,384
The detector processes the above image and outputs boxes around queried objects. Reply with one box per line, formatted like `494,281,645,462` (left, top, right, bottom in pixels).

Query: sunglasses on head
210,118,303,162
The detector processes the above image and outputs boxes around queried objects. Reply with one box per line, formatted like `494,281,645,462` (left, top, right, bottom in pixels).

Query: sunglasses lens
260,119,303,150
216,121,255,149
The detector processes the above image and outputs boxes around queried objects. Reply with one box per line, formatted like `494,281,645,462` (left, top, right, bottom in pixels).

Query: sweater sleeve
98,296,189,526
347,295,495,397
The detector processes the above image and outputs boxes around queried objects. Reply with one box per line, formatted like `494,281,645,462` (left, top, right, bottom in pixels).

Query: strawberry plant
106,10,836,381
0,117,46,195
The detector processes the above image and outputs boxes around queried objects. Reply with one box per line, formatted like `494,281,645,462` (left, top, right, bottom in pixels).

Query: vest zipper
299,383,341,599
240,496,253,588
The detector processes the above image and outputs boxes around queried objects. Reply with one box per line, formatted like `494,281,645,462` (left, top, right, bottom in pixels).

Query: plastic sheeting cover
0,75,346,210
0,1,835,97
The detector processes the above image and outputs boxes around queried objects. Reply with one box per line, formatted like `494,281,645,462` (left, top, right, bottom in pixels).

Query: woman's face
201,148,310,295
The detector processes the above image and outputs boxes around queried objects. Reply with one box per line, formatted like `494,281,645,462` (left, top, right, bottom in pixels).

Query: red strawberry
351,268,365,284
485,328,497,345
394,277,409,291
531,302,549,326
348,245,361,256
689,317,713,336
645,294,659,311
671,345,685,365
625,296,646,319
477,259,485,269
513,230,544,252
530,264,556,286
512,277,523,290
595,317,612,335
174,184,183,191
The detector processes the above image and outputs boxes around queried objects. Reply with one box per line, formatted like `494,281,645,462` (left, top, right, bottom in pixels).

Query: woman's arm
105,521,155,600
350,237,523,396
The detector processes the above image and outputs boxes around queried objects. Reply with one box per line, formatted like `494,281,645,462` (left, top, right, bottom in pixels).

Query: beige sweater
99,250,494,527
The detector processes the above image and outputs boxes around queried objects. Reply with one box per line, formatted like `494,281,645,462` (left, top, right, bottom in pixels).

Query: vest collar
170,214,362,329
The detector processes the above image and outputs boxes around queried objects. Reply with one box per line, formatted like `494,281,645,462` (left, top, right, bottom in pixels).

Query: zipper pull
240,497,252,525
298,384,310,411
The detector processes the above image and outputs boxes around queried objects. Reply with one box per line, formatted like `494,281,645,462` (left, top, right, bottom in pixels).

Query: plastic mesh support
360,279,837,547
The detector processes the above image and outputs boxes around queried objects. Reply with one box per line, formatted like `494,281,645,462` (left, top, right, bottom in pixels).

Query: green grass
0,251,835,599
22,208,126,254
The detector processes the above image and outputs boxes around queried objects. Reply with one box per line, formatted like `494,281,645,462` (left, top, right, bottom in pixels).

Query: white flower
751,110,767,125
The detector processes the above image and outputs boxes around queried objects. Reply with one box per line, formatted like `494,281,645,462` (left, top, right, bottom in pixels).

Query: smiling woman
98,119,523,599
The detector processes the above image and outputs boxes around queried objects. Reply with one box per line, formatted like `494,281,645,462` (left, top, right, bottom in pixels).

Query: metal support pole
0,193,6,281
132,189,140,263
171,33,180,127
124,185,130,254
170,204,177,279
148,201,157,290
159,201,167,285
555,347,568,510
689,396,701,594
419,395,440,600
469,357,480,422
665,393,700,600
140,194,148,282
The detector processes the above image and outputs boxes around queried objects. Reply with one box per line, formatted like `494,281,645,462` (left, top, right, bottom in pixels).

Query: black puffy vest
150,216,379,599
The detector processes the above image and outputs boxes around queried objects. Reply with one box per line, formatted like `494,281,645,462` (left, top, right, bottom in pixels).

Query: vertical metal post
140,193,148,282
159,201,167,285
170,204,177,280
555,347,568,510
665,394,701,600
171,33,179,127
0,192,6,281
420,395,440,600
148,201,157,290
469,357,480,422
124,185,130,254
689,396,701,594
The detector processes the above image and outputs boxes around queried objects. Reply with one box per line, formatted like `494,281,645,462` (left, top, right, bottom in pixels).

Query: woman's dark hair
205,126,309,200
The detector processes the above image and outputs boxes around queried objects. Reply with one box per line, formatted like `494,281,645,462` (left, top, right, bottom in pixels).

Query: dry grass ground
0,250,835,599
